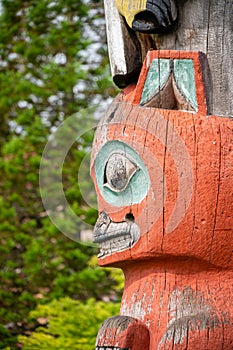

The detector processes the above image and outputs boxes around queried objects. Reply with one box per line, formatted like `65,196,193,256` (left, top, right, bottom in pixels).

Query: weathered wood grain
91,50,233,348
104,0,233,116
96,315,150,350
92,2,233,348
104,0,141,87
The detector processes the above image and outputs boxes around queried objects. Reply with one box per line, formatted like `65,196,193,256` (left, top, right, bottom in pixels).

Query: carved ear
103,0,142,88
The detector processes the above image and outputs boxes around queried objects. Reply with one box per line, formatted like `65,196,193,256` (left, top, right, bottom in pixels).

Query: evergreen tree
18,298,120,350
0,0,120,348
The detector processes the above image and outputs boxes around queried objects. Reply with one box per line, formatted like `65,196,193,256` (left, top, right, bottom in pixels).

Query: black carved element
132,0,178,34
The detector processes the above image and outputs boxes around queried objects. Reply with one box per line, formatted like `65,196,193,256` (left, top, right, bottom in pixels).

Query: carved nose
132,0,178,34
132,11,161,33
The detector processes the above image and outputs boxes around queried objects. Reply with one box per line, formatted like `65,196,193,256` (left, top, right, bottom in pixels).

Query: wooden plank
103,0,141,87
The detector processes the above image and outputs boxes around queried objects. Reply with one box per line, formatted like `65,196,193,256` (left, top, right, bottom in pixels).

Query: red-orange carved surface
96,316,150,350
92,51,233,349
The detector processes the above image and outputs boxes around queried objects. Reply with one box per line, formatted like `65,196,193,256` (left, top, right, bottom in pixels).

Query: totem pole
91,1,233,348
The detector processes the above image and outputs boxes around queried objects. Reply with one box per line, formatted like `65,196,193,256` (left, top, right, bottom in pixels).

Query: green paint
173,59,198,111
95,141,150,207
140,59,171,105
140,58,198,112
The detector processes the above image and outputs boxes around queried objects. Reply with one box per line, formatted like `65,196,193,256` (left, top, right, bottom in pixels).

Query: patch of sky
8,121,25,135
18,101,33,109
48,95,63,106
73,81,86,94
25,73,44,87
53,53,67,65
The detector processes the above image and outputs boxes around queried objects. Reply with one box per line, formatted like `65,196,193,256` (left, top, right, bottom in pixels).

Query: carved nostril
132,11,159,33
125,213,135,222
134,11,159,25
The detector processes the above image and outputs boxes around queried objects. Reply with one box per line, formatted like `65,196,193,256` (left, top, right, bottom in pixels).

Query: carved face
115,0,178,33
91,51,233,269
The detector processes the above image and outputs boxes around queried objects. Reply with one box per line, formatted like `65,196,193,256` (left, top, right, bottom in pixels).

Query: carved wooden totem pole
91,1,233,348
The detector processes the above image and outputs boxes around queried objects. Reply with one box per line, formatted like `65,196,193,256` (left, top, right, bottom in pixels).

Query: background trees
0,0,121,348
18,298,120,349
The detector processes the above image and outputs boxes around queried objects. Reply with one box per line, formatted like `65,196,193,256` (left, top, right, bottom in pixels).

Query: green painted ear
141,59,171,106
140,58,198,112
173,59,198,111
95,141,150,207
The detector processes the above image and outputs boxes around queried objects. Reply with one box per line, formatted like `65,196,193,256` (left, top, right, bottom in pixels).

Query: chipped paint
92,50,233,349
158,287,220,347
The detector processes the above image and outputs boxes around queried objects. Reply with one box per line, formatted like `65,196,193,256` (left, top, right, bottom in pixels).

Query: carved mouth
93,212,140,258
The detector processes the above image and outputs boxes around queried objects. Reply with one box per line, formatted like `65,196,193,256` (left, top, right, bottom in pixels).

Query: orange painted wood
91,51,233,349
96,316,150,350
121,260,233,349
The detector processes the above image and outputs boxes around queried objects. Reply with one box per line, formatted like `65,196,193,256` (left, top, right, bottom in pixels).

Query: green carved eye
95,141,150,207
104,153,139,192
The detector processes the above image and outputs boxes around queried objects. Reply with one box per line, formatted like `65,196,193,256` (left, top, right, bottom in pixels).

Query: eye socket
103,153,139,192
95,141,150,206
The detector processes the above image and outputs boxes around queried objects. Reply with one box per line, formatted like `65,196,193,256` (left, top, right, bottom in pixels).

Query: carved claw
96,316,150,350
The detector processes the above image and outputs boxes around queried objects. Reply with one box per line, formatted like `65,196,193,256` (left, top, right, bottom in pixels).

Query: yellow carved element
115,0,147,28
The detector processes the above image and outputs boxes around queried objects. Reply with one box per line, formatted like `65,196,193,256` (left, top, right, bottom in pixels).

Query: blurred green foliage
18,298,120,349
0,0,122,349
